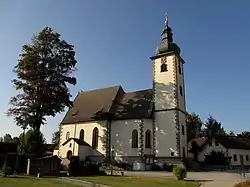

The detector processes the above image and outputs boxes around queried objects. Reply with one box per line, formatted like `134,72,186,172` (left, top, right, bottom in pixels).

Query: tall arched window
160,63,167,72
145,130,151,148
92,127,99,149
66,131,70,140
79,129,84,141
132,129,138,148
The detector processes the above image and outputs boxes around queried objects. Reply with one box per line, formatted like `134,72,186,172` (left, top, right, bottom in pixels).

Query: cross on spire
165,13,168,27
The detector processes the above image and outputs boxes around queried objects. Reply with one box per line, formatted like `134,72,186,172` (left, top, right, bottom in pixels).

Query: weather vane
165,13,168,27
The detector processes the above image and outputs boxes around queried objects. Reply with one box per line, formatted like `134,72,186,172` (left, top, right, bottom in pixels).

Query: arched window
145,130,151,148
160,63,167,72
92,127,99,149
79,129,84,141
132,130,138,148
67,150,73,160
66,131,70,140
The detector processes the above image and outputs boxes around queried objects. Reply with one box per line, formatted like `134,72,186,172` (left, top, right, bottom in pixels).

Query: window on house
246,155,249,161
69,143,72,148
183,147,186,158
181,125,185,135
179,86,183,96
215,139,219,146
66,131,70,140
178,62,182,75
132,129,138,148
171,152,175,156
145,130,151,148
92,127,99,149
209,141,212,147
233,154,237,162
160,63,167,72
79,129,84,141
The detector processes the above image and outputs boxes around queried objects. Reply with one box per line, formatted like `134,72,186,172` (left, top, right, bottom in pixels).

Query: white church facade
56,16,188,169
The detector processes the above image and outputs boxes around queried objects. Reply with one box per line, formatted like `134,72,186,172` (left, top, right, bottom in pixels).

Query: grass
0,177,79,187
75,176,198,187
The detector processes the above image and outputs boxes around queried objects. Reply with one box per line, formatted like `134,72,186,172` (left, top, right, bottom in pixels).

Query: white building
56,16,188,169
188,136,250,168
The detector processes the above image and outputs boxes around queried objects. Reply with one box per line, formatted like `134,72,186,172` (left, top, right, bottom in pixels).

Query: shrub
2,163,13,177
234,180,250,187
152,165,162,171
173,164,187,180
162,163,174,172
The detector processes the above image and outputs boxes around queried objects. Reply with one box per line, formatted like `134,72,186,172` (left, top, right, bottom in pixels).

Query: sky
0,1,250,142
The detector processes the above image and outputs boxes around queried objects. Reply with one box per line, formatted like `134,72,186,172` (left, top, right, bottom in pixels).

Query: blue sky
0,1,250,142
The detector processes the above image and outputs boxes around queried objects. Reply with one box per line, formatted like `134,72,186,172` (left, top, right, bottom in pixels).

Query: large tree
186,112,203,141
3,134,12,143
7,27,77,133
228,130,235,136
202,115,226,138
237,131,250,138
19,129,46,156
52,129,60,144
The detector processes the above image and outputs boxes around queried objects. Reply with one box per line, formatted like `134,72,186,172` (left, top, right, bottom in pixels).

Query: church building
56,15,188,169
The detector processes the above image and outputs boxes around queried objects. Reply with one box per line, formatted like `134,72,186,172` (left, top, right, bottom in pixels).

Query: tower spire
154,14,181,55
161,13,172,43
165,13,169,28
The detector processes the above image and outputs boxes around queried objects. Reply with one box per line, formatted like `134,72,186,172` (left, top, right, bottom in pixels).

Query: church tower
150,15,187,161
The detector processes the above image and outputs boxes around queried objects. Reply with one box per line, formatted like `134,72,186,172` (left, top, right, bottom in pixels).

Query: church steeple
161,14,173,43
155,14,180,55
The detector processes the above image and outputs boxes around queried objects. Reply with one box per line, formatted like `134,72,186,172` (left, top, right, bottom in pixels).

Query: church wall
176,57,186,112
59,120,107,159
111,119,153,160
154,110,178,157
152,53,188,159
153,54,177,111
59,138,79,158
75,121,107,156
178,111,187,157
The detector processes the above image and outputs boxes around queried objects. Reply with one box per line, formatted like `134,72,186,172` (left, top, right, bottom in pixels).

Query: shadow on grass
185,179,214,182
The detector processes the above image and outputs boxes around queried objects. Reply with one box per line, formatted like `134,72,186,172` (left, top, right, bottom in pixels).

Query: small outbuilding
27,155,61,176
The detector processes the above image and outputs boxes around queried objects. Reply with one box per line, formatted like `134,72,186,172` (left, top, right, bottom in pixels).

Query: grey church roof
61,86,153,125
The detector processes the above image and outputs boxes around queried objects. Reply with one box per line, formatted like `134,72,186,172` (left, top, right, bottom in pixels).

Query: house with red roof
188,135,250,167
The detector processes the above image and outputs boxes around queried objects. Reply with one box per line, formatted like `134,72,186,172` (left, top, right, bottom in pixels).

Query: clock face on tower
161,56,167,64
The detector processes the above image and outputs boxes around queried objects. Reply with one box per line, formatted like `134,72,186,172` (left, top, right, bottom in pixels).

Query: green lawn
0,176,198,187
0,177,79,187
76,176,198,187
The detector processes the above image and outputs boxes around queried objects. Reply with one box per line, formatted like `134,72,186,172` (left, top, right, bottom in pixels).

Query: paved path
124,171,247,187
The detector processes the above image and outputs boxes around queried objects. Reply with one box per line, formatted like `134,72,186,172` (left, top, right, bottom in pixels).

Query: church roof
61,86,153,124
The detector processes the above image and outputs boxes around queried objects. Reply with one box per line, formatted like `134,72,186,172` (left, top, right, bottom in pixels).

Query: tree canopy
186,112,203,142
237,131,250,138
18,129,46,156
52,129,60,144
7,27,77,132
202,115,226,138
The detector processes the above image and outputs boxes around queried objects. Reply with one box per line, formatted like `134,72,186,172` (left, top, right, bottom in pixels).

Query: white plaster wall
179,111,187,157
154,110,177,157
176,57,186,112
53,150,59,156
59,120,107,159
111,119,153,157
59,138,79,158
228,149,250,166
78,145,91,161
75,121,107,155
198,140,227,162
153,54,177,110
